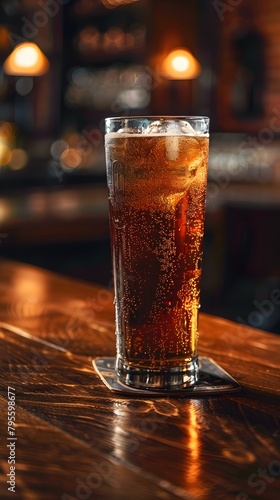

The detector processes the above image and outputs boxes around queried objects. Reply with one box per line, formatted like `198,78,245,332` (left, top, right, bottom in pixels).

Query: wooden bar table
0,259,279,500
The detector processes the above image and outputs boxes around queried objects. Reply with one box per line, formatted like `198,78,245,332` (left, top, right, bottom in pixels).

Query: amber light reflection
11,266,48,303
185,400,201,493
112,399,204,497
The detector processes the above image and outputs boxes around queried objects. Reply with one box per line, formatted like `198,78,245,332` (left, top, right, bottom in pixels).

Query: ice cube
165,135,180,160
144,120,197,135
179,120,196,135
117,128,136,134
166,123,184,135
172,120,210,136
144,120,169,134
190,119,209,135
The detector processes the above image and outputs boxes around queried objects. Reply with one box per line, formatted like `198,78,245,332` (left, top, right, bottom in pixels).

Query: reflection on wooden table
0,259,279,500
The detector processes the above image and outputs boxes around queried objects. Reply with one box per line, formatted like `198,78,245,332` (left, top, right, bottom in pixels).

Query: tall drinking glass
105,116,209,390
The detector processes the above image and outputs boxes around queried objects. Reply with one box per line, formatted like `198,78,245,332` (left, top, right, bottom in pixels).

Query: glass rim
105,116,210,136
105,115,210,122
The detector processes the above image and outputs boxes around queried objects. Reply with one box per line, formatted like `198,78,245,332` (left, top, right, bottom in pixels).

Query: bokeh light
9,149,28,170
0,142,12,166
65,65,151,110
101,0,139,8
50,139,69,160
15,76,33,96
0,26,10,50
0,121,17,142
60,148,83,169
0,200,11,223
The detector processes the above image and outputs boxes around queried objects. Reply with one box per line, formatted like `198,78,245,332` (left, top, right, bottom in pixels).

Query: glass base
116,356,199,390
93,357,240,396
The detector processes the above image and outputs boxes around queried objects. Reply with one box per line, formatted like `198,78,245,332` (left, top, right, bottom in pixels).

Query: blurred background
0,0,280,334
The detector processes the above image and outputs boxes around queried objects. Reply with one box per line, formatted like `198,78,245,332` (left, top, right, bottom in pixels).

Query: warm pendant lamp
3,42,49,76
161,48,201,80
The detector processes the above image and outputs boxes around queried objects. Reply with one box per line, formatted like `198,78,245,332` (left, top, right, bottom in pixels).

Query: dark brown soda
106,133,209,369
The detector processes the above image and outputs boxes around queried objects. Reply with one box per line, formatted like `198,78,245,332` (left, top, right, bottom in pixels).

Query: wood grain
0,259,280,500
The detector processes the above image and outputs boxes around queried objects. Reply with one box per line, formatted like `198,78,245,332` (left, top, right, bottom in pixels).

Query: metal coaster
92,357,240,396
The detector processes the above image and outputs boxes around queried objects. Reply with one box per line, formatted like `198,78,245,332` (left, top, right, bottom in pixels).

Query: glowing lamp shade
3,42,49,76
161,48,201,80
